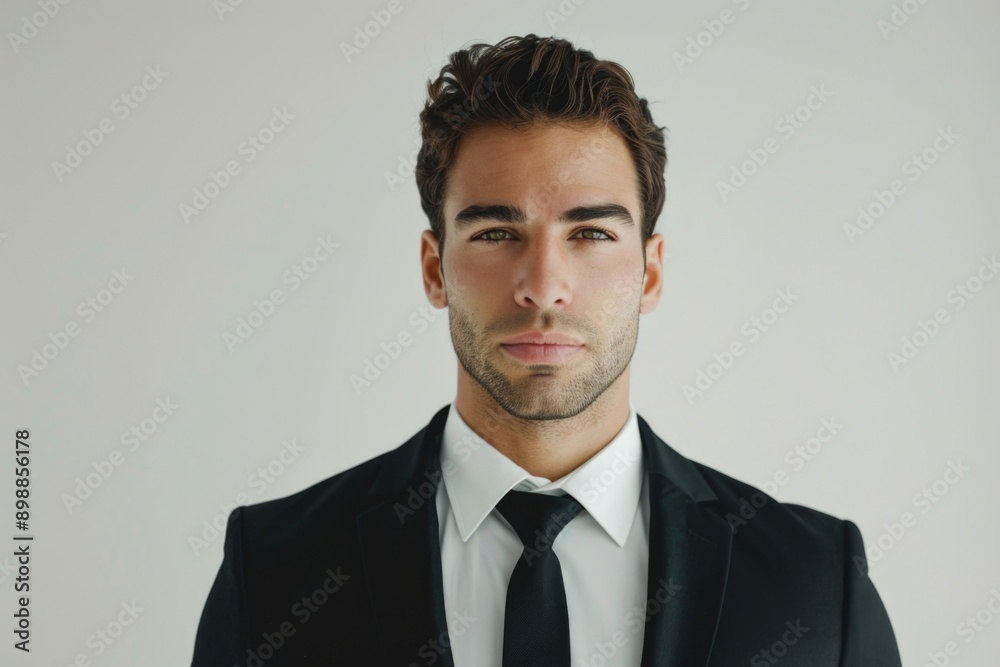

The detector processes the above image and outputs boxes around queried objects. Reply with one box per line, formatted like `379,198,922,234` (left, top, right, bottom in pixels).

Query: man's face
420,120,663,420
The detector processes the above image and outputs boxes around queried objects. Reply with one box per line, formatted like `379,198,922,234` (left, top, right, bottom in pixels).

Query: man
192,34,902,666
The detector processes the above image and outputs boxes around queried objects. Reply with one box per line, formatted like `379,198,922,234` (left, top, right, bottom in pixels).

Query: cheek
446,259,508,302
579,269,639,322
580,285,618,324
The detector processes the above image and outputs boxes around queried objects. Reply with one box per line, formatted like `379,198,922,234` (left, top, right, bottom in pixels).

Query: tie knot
495,490,584,553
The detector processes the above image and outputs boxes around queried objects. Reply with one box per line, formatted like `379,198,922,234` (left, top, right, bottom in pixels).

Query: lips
500,342,584,363
500,331,584,346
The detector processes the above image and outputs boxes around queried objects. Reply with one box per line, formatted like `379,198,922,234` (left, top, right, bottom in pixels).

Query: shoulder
245,450,384,520
222,440,410,560
217,405,446,572
688,459,854,569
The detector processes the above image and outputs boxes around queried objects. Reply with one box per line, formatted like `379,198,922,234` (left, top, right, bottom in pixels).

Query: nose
512,231,573,310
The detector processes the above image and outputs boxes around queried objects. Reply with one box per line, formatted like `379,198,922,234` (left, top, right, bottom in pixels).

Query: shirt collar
439,400,644,547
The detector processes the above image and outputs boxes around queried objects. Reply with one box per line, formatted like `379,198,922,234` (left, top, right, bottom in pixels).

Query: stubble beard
447,298,640,421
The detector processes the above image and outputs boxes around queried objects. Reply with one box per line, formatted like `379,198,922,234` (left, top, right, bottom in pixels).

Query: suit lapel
356,404,455,667
637,415,733,667
355,406,733,667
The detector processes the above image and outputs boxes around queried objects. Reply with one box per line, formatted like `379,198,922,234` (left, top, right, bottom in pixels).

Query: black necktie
494,489,585,667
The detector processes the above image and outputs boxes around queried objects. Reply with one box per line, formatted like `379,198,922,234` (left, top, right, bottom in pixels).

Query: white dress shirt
436,400,650,667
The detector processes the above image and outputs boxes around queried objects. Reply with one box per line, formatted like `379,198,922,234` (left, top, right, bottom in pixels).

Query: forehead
444,120,639,221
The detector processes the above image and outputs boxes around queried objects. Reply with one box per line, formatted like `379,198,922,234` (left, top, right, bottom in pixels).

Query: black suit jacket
191,404,902,666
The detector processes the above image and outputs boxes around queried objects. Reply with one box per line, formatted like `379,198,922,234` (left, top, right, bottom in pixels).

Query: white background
1,0,998,664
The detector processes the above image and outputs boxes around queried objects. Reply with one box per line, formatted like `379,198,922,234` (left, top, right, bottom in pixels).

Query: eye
578,227,614,241
471,227,616,244
474,229,514,244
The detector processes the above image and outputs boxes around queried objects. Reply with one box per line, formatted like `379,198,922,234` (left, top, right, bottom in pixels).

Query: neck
454,368,631,481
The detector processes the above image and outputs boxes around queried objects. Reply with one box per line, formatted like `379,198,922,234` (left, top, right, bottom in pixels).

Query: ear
639,233,665,314
420,230,448,308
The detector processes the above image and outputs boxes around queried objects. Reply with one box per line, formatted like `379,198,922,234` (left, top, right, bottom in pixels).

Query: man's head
416,34,667,420
415,33,667,256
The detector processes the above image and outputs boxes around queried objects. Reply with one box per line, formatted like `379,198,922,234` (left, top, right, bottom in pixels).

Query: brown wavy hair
415,33,667,255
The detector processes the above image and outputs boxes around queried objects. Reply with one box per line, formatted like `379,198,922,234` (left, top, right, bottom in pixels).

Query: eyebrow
453,203,634,230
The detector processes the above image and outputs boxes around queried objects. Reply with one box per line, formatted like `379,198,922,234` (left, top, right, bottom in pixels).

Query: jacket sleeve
191,506,251,665
838,519,902,666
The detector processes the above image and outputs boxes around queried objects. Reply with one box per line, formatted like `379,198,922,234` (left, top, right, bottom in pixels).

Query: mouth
499,343,584,363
